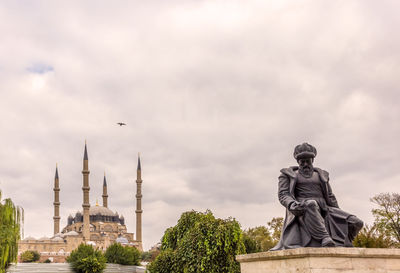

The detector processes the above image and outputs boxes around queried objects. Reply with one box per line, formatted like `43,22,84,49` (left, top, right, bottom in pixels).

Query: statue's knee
349,216,363,231
304,200,318,209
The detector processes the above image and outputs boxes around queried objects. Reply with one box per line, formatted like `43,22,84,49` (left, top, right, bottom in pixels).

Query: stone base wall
7,263,145,273
236,248,400,273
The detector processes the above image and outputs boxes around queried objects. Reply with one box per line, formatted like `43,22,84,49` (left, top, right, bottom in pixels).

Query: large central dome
67,205,125,225
89,206,116,216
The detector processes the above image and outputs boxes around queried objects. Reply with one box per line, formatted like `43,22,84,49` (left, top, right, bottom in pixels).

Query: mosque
18,143,143,262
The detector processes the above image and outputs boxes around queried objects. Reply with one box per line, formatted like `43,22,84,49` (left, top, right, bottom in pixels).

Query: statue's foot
321,237,335,247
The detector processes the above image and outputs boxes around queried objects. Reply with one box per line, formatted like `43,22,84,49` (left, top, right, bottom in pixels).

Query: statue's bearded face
298,157,314,177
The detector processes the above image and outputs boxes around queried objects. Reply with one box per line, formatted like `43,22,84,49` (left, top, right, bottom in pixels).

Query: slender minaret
82,142,90,241
135,154,143,246
53,164,60,235
102,173,108,208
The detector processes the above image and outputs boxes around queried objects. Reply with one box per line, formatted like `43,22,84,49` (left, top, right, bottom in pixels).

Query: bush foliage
0,190,21,273
147,210,245,273
20,250,40,263
242,217,283,253
353,224,396,248
67,244,106,273
105,243,140,265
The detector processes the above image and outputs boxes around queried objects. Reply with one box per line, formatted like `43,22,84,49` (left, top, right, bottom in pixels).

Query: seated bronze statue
271,143,363,250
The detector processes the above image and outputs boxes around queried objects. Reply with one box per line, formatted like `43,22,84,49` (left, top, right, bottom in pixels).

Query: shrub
43,258,51,263
105,243,140,265
67,244,106,273
20,250,40,263
147,210,245,273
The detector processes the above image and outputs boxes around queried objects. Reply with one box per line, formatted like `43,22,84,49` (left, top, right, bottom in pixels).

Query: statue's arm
327,181,339,208
278,174,296,208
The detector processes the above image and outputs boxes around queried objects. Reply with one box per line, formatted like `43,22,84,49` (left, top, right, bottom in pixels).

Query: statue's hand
289,201,304,216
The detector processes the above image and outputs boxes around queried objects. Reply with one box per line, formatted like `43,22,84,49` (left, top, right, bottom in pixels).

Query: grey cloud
1,0,400,249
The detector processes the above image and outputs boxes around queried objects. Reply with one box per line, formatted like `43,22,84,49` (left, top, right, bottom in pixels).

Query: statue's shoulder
314,167,330,182
280,166,298,178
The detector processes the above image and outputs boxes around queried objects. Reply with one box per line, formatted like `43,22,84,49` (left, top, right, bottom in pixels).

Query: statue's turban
293,142,317,160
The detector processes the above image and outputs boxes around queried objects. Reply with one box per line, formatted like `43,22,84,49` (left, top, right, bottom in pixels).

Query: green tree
105,243,140,265
353,224,396,248
371,193,400,243
242,217,283,253
267,217,283,243
243,226,272,253
67,244,106,273
20,250,40,263
242,232,261,254
0,190,21,273
147,210,245,273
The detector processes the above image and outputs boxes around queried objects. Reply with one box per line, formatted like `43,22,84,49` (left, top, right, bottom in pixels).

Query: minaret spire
102,172,108,208
53,164,60,235
135,153,143,250
82,142,90,241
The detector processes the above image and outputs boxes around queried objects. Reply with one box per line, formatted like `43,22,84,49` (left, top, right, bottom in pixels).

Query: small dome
39,236,50,241
23,236,36,241
65,231,79,236
115,237,129,244
68,215,73,219
89,206,116,216
51,236,64,242
52,233,65,238
120,215,124,219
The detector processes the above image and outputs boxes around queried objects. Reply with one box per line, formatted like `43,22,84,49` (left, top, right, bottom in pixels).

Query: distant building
18,143,143,262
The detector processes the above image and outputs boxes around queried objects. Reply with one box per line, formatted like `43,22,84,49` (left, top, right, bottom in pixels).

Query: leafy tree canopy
242,217,283,253
67,244,106,273
371,193,400,244
0,190,21,273
105,243,140,265
147,210,245,273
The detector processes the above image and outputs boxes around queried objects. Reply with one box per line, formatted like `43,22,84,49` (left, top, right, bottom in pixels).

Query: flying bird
117,122,126,126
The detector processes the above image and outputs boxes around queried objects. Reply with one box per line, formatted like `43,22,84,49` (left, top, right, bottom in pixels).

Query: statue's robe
271,166,358,250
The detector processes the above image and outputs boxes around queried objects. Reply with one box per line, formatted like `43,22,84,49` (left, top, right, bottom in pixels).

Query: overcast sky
1,0,400,250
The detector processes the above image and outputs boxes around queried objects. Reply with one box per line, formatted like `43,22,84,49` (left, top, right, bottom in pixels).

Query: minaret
102,173,108,208
82,142,90,241
135,154,143,247
53,164,60,235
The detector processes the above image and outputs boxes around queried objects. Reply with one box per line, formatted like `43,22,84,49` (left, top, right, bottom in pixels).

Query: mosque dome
51,236,64,242
64,231,79,236
89,206,116,216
